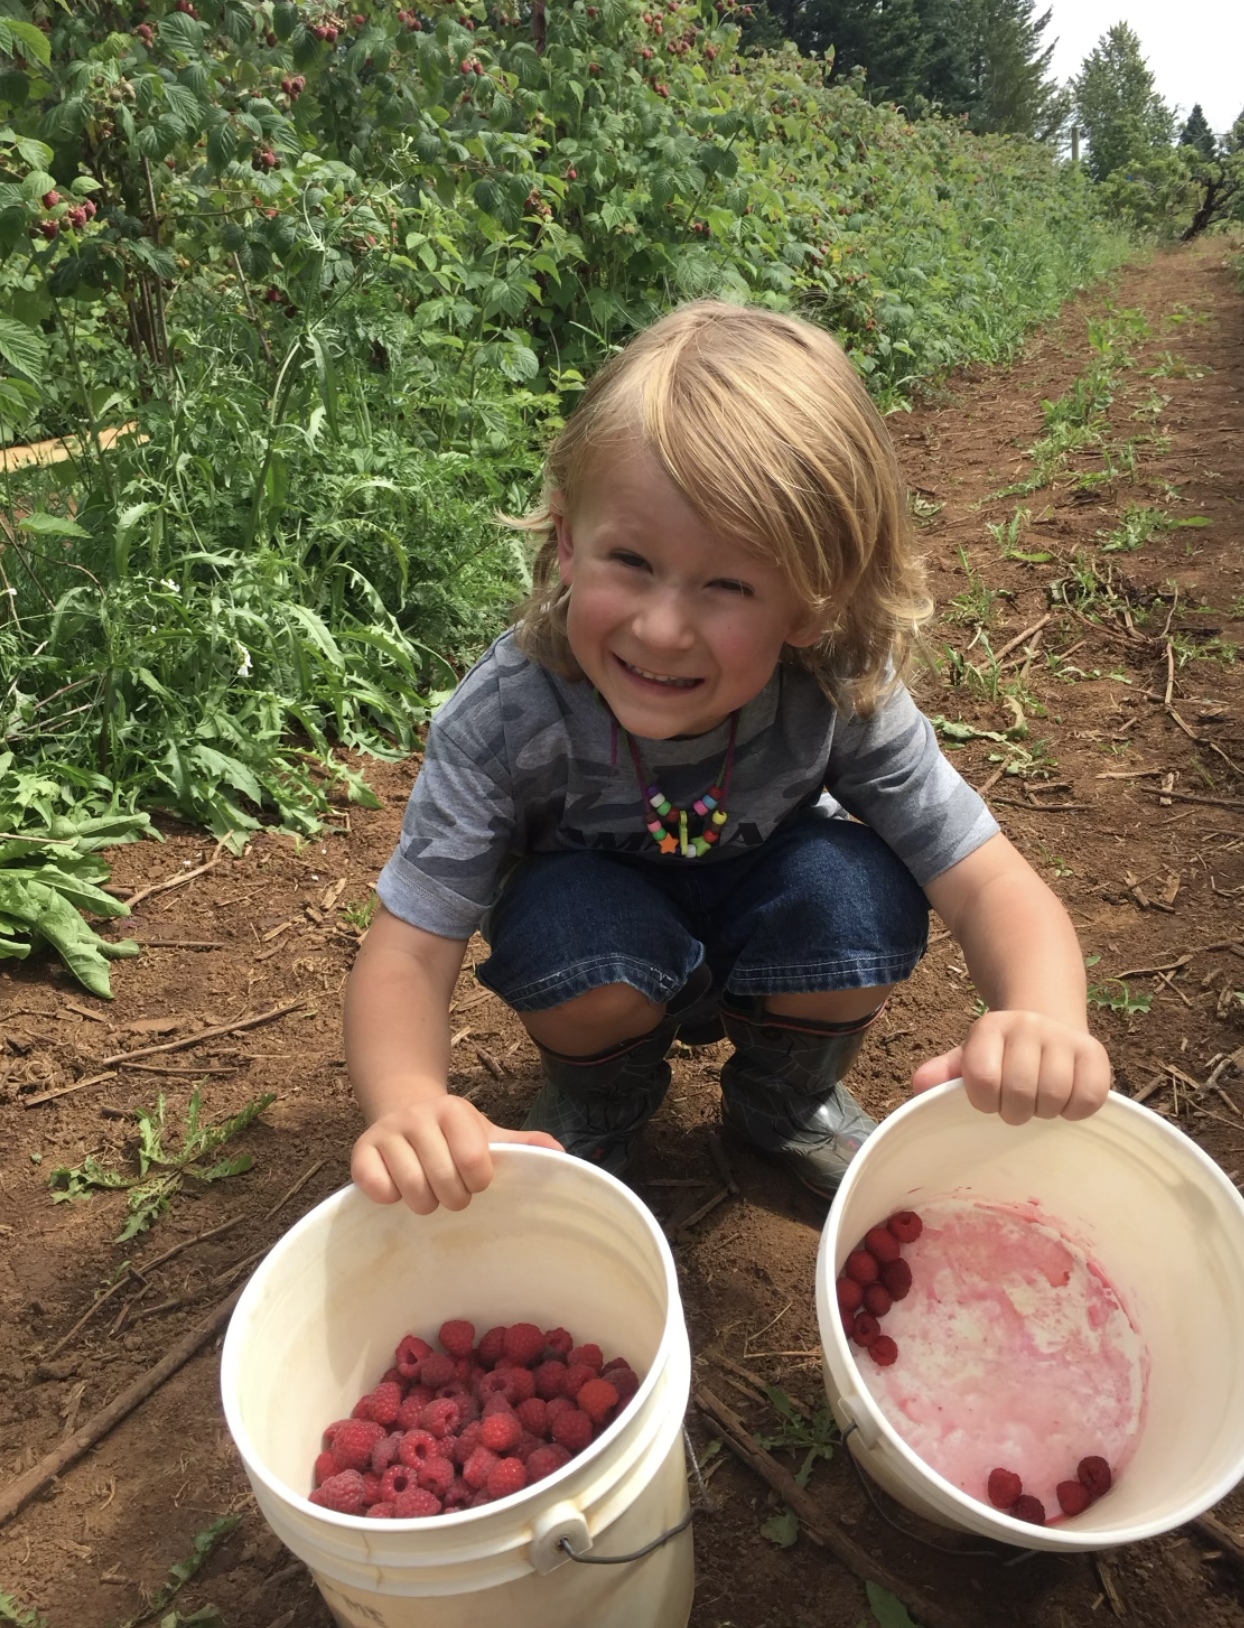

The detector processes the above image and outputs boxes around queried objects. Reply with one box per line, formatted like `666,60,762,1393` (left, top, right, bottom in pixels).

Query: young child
346,300,1111,1216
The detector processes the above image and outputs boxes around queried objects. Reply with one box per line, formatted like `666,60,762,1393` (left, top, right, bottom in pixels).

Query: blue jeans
478,817,929,1012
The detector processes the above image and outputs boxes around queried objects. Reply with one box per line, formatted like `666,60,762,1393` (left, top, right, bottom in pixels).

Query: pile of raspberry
309,1318,640,1518
834,1209,922,1368
987,1455,1113,1525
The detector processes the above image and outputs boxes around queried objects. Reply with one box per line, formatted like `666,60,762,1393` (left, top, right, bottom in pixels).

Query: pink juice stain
860,1200,1147,1520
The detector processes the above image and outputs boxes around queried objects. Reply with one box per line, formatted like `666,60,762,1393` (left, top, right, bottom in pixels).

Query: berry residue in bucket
848,1200,1146,1522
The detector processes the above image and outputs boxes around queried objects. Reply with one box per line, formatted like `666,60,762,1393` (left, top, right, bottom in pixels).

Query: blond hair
508,299,931,716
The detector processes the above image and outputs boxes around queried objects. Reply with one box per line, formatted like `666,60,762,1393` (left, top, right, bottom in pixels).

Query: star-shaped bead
659,834,679,854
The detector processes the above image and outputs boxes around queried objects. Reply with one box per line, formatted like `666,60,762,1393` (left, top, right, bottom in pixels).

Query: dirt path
2,240,1242,1628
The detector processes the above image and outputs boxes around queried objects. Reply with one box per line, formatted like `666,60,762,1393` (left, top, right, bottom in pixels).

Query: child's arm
916,832,1111,1123
346,903,560,1213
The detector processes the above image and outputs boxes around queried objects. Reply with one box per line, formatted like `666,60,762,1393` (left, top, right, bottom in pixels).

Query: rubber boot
523,965,713,1175
718,999,884,1199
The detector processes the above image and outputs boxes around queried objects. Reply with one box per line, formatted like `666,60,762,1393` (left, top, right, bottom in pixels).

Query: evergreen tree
963,0,1066,137
1073,23,1175,182
1179,104,1217,160
786,0,930,107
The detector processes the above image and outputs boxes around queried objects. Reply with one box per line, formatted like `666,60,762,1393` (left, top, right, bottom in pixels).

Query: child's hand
910,1009,1111,1125
351,1094,563,1215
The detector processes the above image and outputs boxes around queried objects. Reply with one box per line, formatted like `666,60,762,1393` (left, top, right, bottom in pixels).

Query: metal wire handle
557,1426,707,1566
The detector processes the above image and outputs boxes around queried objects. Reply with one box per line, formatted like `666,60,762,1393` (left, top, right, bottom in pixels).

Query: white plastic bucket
221,1146,694,1627
816,1081,1244,1551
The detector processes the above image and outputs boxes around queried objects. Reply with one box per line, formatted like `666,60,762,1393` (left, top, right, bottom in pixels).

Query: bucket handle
559,1508,694,1566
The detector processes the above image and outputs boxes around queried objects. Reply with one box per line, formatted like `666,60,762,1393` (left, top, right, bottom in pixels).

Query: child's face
554,444,823,739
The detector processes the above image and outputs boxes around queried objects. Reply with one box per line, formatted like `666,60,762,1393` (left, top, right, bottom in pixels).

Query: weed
0,1593,48,1628
1131,386,1170,421
866,1582,922,1627
910,493,944,523
1143,351,1210,380
1040,847,1074,877
1098,504,1212,554
341,895,378,932
946,549,1000,628
1170,631,1238,670
1085,963,1152,1017
755,1385,839,1490
49,1086,275,1241
111,1516,239,1628
985,506,1051,564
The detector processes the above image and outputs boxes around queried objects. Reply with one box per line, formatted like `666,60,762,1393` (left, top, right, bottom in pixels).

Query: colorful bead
711,809,727,826
701,795,718,811
692,799,708,816
655,796,672,816
646,818,663,835
646,785,661,800
692,836,711,856
659,833,678,854
704,828,718,843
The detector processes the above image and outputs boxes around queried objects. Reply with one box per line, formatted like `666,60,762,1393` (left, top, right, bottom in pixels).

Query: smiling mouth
616,656,703,689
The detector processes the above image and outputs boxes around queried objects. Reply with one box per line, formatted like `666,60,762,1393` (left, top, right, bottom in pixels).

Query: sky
1044,0,1242,135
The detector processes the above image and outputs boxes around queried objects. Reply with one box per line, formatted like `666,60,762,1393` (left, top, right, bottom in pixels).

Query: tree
962,0,1067,138
1073,23,1175,183
781,0,932,108
1179,103,1217,160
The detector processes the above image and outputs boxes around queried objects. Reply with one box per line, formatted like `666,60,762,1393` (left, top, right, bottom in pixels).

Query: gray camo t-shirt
377,629,998,940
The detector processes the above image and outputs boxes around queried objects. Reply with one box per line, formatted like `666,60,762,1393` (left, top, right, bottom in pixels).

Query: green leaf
0,316,44,383
14,135,53,170
866,1582,922,1627
760,1507,799,1547
2,20,51,68
19,510,88,538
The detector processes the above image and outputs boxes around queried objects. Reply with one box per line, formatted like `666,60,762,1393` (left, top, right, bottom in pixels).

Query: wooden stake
0,1286,244,1528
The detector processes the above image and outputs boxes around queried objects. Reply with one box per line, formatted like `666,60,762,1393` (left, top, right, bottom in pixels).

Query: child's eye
609,550,650,572
710,578,754,596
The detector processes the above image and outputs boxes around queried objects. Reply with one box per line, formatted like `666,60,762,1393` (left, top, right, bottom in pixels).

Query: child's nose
634,588,696,650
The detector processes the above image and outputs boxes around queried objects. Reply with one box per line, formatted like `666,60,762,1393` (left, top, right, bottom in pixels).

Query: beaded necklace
622,710,740,858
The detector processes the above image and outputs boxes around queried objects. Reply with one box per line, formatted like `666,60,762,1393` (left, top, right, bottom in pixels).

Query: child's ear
552,492,575,585
785,611,829,650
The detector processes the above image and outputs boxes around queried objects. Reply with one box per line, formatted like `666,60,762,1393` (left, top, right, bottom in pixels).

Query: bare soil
2,239,1243,1628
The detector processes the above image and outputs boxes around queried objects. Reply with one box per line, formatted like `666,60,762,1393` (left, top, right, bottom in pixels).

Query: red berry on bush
41,190,59,209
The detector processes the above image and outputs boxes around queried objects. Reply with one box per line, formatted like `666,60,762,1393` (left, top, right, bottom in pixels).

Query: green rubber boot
719,999,884,1199
523,966,713,1175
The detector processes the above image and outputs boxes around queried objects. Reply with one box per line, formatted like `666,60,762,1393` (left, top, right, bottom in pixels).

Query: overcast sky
1044,0,1242,135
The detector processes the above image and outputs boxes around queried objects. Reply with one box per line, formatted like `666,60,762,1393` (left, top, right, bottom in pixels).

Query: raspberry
863,1284,892,1318
379,1464,418,1502
380,1367,406,1390
608,1366,639,1402
478,1326,507,1367
311,1469,367,1513
864,1225,902,1264
527,1444,572,1482
1077,1456,1112,1499
397,1389,434,1430
551,1408,594,1453
987,1468,1022,1509
453,1421,483,1466
464,1446,499,1490
418,1455,456,1497
419,1353,455,1389
505,1367,537,1403
365,1381,403,1427
482,1392,516,1419
396,1333,433,1378
887,1210,923,1245
314,1449,339,1485
844,1249,879,1286
533,1360,567,1399
503,1323,546,1365
332,1419,386,1472
836,1276,864,1314
371,1433,401,1475
452,1357,476,1385
367,1502,395,1518
601,1355,631,1375
322,1419,351,1449
868,1335,898,1367
471,1488,494,1507
398,1430,445,1469
421,1398,461,1439
515,1429,544,1462
487,1457,529,1499
546,1396,576,1426
1057,1479,1092,1516
577,1378,619,1426
362,1471,382,1504
1012,1494,1046,1525
439,1319,476,1359
481,1411,523,1451
544,1327,574,1358
851,1312,880,1347
568,1343,603,1372
517,1398,549,1436
562,1363,596,1399
394,1487,442,1517
445,1476,473,1508
880,1259,913,1301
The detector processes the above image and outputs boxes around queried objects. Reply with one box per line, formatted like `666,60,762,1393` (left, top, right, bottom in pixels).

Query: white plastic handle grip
529,1500,592,1574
